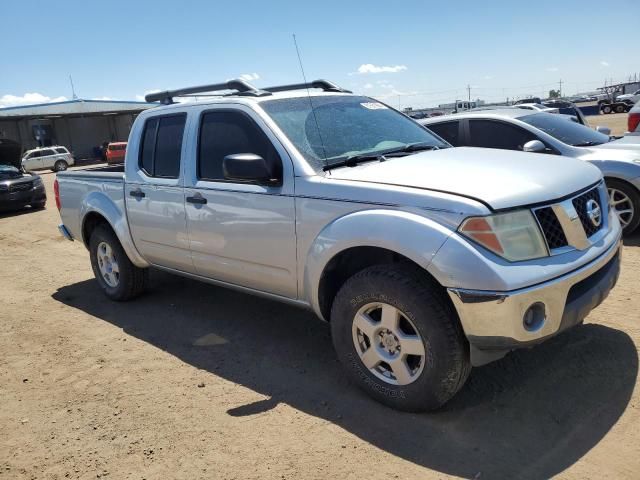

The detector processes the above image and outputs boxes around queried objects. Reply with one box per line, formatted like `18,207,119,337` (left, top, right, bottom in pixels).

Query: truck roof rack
263,79,352,94
145,78,351,104
144,79,270,104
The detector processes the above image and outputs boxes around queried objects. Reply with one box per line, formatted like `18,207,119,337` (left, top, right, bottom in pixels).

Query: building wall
0,113,139,159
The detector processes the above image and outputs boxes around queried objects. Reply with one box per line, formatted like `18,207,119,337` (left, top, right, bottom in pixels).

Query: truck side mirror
523,140,547,153
595,126,611,136
223,153,280,184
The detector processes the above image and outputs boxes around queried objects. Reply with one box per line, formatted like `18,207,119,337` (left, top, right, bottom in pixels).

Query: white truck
55,79,622,411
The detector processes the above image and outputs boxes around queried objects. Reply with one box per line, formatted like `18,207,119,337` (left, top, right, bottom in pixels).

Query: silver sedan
421,109,640,233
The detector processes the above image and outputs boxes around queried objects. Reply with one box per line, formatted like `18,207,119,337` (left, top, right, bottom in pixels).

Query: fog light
523,303,546,332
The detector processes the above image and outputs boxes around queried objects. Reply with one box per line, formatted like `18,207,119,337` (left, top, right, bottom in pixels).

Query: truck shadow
52,271,637,480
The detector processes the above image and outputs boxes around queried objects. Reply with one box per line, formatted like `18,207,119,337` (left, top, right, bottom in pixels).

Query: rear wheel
330,264,470,412
606,178,640,234
53,160,68,172
89,224,148,301
615,104,625,113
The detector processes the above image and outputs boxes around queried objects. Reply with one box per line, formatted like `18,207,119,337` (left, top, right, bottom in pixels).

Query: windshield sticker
360,102,388,110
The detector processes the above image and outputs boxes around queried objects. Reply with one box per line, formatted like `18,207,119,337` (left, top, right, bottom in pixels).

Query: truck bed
57,165,126,243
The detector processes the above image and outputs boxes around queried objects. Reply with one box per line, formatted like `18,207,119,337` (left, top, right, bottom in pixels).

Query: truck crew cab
55,79,622,411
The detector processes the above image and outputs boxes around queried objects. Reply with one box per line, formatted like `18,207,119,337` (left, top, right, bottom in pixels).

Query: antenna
292,34,328,167
69,75,78,100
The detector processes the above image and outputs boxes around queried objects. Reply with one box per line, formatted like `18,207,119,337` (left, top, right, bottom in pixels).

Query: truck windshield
520,113,609,146
260,95,448,170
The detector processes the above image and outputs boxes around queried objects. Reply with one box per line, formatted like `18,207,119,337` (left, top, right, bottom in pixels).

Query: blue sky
1,0,637,109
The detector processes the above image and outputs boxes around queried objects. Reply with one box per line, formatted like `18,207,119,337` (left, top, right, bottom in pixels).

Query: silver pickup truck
56,79,622,411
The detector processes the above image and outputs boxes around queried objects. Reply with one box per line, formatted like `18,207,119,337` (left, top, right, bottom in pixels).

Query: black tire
615,104,625,113
601,105,612,114
32,202,46,210
53,160,68,172
606,178,640,234
89,224,148,301
330,264,470,412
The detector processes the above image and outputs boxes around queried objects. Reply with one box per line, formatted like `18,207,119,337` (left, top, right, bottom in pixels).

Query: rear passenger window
468,120,537,151
40,149,55,156
54,147,68,154
198,110,279,181
427,121,460,146
139,115,185,178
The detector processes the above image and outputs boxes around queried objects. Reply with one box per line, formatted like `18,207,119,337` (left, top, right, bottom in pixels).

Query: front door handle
186,195,207,205
129,189,145,198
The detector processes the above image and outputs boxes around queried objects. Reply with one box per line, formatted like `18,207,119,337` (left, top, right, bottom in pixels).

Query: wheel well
82,212,111,248
317,246,444,321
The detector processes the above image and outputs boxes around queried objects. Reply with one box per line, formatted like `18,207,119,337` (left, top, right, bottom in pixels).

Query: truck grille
532,184,606,253
9,181,33,193
534,207,568,249
572,187,602,237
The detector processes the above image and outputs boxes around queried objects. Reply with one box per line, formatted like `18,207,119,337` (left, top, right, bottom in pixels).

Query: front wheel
330,264,470,412
601,105,612,114
607,179,640,234
89,224,148,301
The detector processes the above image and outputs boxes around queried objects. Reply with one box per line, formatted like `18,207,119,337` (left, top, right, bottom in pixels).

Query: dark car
0,139,46,212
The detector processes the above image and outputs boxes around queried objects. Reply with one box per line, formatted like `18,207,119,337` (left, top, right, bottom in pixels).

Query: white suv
22,146,75,172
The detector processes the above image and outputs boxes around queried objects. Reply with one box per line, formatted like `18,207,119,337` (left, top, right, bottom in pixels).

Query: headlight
0,184,8,192
459,210,548,261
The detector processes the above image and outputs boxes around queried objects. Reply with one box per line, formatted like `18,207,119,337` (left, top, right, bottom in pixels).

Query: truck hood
328,147,602,210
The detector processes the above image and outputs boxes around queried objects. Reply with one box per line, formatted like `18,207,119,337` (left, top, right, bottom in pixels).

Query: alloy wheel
608,187,635,228
352,302,426,386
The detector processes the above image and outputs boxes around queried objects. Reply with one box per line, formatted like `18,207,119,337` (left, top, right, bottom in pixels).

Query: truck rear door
183,105,297,298
125,113,195,272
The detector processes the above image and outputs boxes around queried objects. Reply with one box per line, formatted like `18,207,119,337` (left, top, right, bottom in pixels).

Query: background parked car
105,142,127,164
0,139,46,211
513,103,559,113
628,102,640,135
22,146,75,172
617,89,640,104
420,109,640,233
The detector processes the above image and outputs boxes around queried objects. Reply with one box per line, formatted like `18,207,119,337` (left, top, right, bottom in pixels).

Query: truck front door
126,113,194,272
183,106,297,298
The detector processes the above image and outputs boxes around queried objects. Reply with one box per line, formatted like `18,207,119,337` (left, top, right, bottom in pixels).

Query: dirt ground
1,170,639,480
586,112,629,136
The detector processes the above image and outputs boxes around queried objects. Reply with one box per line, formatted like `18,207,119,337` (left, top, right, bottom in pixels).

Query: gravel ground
1,170,639,480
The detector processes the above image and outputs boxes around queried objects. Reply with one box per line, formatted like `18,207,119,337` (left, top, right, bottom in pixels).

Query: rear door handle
129,189,145,198
186,196,207,205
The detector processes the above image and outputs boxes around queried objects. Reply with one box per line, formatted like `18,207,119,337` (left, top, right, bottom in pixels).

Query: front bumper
0,184,46,211
448,233,622,365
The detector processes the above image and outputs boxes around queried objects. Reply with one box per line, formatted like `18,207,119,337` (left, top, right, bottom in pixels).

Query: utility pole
558,79,563,97
467,84,471,102
69,75,78,100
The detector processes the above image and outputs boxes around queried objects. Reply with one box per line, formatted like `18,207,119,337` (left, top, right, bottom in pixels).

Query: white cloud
135,89,161,102
546,67,559,72
239,73,260,81
0,92,68,109
600,60,610,67
363,83,373,89
91,96,112,101
483,75,494,80
355,64,408,74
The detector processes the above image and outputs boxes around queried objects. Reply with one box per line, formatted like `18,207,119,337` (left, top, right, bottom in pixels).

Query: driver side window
197,110,281,182
468,120,537,151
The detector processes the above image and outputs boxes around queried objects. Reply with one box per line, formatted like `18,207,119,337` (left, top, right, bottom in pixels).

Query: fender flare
80,191,149,268
303,209,454,319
